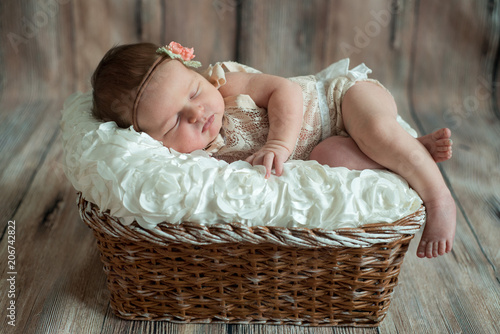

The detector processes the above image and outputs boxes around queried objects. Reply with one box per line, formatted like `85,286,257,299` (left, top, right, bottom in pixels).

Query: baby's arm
219,72,303,178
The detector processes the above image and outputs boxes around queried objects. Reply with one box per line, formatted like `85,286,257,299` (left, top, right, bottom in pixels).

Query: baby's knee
309,136,350,165
309,144,327,163
310,136,383,170
310,139,331,164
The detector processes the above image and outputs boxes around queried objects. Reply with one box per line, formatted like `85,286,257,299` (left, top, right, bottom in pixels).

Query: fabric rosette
345,169,421,223
156,41,202,68
213,161,273,222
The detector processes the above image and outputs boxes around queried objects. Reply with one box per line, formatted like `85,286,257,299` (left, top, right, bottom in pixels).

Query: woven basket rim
77,192,425,249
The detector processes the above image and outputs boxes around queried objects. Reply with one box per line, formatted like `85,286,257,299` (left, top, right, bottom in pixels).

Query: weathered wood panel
0,0,75,227
161,0,238,66
385,2,500,332
238,0,415,83
69,0,238,92
0,100,60,226
411,0,500,272
0,0,76,100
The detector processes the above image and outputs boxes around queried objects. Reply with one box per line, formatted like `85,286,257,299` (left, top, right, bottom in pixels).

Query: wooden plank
238,0,411,80
100,321,230,334
71,0,140,92
136,0,164,43
381,215,500,333
68,0,238,92
0,0,77,218
0,0,76,100
0,1,40,99
134,0,238,67
379,0,500,332
0,1,30,100
0,100,61,225
161,0,238,66
239,0,333,76
410,0,500,273
0,0,75,232
226,325,378,333
0,130,109,333
99,321,378,333
381,81,500,334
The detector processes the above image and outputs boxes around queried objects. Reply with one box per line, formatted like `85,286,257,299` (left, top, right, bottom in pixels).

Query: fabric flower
167,42,195,61
157,41,202,68
213,161,271,221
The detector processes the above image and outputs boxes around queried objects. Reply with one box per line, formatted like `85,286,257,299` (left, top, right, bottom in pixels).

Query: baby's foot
418,128,453,163
417,193,456,258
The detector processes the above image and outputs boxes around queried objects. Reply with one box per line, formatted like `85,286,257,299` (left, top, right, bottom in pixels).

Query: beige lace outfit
203,59,385,163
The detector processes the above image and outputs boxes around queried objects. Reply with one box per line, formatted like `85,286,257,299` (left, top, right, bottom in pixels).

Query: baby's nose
186,104,204,124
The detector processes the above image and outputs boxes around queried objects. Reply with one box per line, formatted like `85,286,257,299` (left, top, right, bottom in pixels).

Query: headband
131,42,202,132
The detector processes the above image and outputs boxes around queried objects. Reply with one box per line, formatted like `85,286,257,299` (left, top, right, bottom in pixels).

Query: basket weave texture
78,193,425,326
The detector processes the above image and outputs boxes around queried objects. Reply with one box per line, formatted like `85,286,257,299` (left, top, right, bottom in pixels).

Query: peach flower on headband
157,42,202,68
168,42,195,61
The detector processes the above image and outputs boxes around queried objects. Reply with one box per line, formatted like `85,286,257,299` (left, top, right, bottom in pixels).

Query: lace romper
202,59,383,163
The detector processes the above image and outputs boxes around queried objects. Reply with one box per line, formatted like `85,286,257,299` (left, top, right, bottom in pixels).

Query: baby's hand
245,140,291,178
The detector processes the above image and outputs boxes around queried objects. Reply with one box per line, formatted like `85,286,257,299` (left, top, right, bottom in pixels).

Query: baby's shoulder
202,61,262,90
203,61,262,78
219,61,262,74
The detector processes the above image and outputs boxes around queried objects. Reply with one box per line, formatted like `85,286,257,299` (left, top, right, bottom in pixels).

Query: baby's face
136,60,225,153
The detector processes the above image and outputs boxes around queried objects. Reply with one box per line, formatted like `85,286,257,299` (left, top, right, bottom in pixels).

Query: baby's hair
91,43,160,128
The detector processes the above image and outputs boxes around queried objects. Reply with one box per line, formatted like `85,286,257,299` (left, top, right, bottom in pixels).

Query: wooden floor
1,1,500,333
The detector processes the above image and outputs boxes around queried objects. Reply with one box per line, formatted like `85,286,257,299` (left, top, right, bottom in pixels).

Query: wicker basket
78,192,425,326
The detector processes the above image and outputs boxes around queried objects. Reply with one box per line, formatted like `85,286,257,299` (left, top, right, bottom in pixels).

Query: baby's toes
427,241,438,258
435,140,453,160
433,151,451,162
438,241,448,256
436,146,452,156
438,128,452,140
436,138,453,148
417,240,428,258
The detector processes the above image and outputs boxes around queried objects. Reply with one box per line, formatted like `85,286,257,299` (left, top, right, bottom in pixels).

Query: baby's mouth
202,114,214,133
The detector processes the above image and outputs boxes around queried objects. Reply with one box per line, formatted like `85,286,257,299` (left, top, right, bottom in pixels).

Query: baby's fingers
245,152,274,178
245,154,255,164
273,158,284,177
262,152,275,179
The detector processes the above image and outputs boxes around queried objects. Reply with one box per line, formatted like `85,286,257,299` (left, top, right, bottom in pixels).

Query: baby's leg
341,81,456,258
310,129,453,169
309,136,383,169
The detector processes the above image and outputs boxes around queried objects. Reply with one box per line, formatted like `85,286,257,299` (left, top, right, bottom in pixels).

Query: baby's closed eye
163,114,179,136
190,84,200,99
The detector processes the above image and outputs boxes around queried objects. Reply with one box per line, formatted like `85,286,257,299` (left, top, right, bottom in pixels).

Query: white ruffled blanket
61,90,422,231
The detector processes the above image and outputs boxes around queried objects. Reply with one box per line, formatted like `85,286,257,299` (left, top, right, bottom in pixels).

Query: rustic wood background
1,0,499,333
